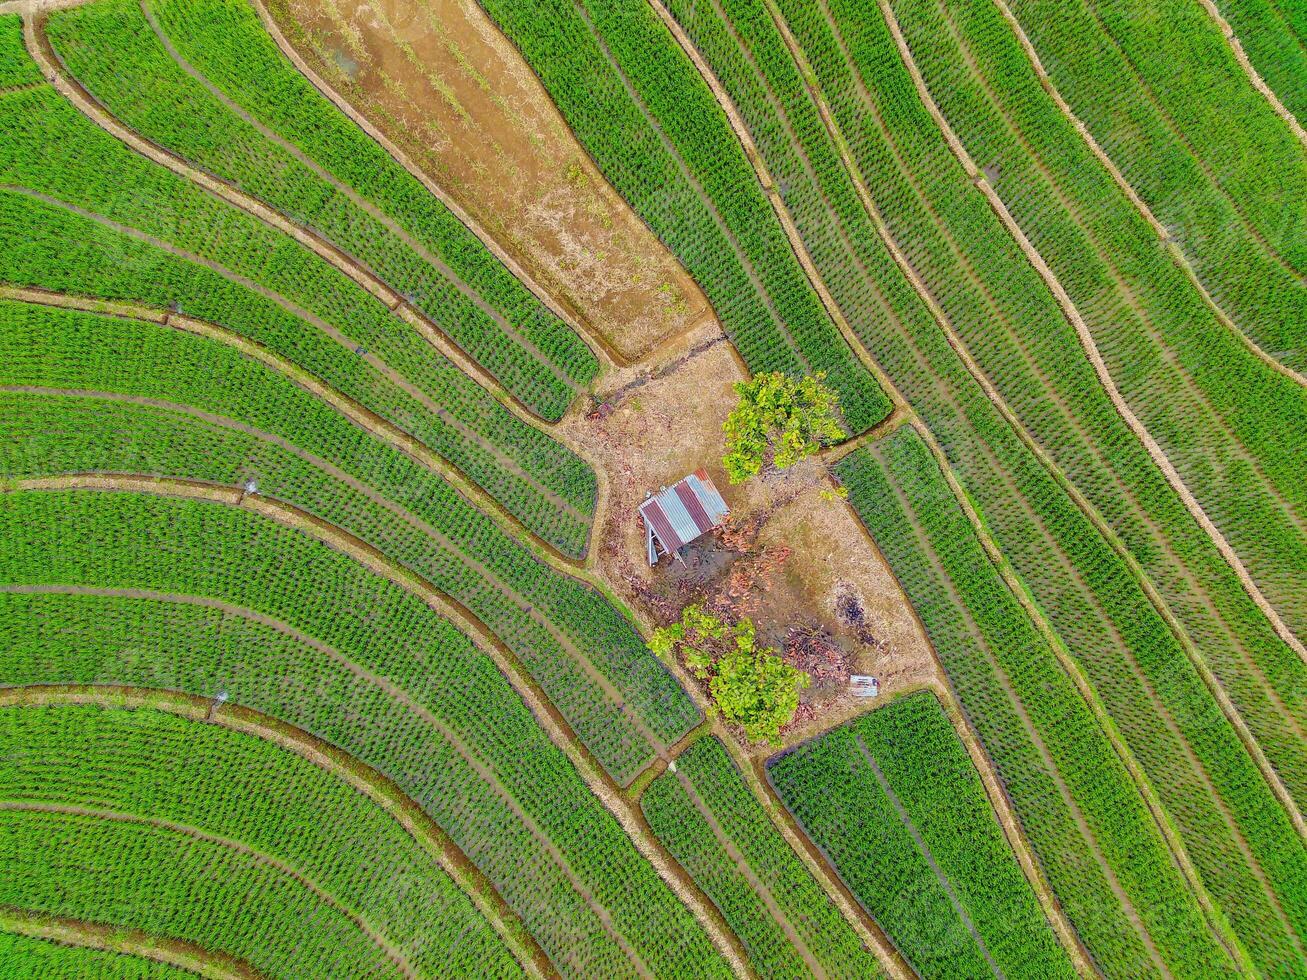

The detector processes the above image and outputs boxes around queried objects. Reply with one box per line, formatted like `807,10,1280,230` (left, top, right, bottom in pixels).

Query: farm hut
640,469,730,566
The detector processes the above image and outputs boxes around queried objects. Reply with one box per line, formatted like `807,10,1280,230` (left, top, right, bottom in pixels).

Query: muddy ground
267,0,709,363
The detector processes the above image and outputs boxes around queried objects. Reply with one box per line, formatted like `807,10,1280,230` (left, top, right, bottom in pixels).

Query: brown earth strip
3,477,747,977
0,903,259,980
0,683,552,977
799,0,1307,767
0,578,651,977
4,182,583,531
908,418,1258,974
886,0,1307,838
255,0,708,365
1195,0,1307,147
0,800,421,978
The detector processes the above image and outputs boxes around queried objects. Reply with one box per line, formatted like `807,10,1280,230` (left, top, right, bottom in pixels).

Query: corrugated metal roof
639,469,730,563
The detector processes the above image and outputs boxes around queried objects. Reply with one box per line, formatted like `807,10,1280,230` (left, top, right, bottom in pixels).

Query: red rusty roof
639,470,730,563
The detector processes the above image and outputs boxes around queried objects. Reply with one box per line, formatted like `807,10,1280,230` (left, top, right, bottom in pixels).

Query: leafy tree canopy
650,604,809,745
722,372,844,484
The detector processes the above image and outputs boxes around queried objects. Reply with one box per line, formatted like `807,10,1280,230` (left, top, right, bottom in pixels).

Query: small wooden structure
640,469,730,566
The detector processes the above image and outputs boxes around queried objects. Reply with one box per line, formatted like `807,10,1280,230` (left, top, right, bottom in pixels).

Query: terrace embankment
263,0,710,363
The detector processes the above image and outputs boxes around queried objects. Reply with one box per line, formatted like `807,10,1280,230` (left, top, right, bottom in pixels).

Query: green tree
722,372,844,484
711,646,809,745
649,604,809,745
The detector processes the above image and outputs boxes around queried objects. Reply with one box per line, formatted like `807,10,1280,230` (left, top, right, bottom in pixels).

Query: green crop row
837,430,1237,977
681,0,1307,969
0,703,522,978
0,190,592,556
689,0,1307,817
891,0,1307,642
1008,0,1307,374
768,690,1076,980
642,736,882,979
0,299,698,781
0,15,39,90
0,492,730,979
3,809,415,978
475,0,890,435
0,930,196,979
1213,0,1307,123
46,0,596,421
0,76,596,554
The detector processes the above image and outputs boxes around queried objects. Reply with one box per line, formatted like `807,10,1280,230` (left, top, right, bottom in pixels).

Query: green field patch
643,736,883,978
768,690,1077,979
0,299,698,782
0,928,201,979
836,428,1239,976
0,492,729,979
0,702,523,978
0,65,595,554
47,0,597,421
476,0,891,435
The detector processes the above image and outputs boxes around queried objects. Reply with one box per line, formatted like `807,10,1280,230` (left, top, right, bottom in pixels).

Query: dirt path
31,10,578,420
0,800,421,977
1071,0,1302,280
743,0,1291,732
5,477,748,977
888,0,1307,835
984,0,1307,669
906,421,1253,972
1195,0,1307,148
0,903,262,980
853,735,1004,978
0,581,652,977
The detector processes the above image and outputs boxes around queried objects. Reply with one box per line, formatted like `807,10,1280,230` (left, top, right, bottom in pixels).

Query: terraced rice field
2,0,1302,976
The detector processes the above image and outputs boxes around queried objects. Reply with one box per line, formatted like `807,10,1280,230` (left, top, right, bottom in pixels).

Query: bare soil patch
559,333,938,754
267,0,709,362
